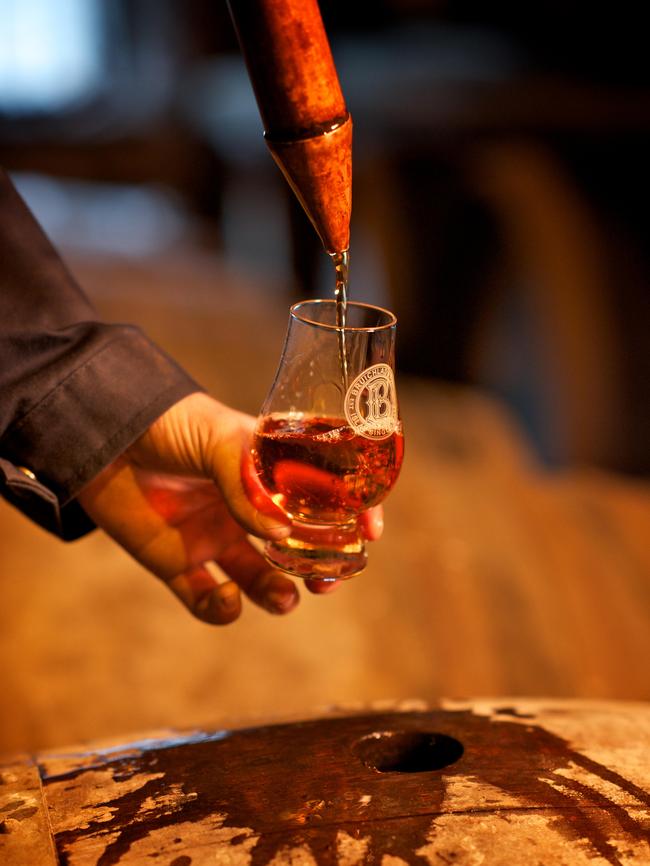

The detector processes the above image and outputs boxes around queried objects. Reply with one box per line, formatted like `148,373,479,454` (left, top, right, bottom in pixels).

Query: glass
252,299,404,581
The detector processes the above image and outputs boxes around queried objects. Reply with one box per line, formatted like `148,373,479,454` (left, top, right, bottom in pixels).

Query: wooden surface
1,252,650,759
2,700,650,865
0,755,57,866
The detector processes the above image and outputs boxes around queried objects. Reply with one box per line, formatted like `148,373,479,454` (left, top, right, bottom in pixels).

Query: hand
77,393,383,624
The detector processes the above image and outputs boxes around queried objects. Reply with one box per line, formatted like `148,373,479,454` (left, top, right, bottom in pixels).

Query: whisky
253,413,404,523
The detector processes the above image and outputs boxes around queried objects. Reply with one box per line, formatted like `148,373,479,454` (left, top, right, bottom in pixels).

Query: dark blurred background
2,0,649,473
2,1,650,756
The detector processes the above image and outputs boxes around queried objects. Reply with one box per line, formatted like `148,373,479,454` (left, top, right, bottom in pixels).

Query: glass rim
290,298,397,332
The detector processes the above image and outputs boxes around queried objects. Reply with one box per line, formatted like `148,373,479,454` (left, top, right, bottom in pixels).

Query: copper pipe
227,0,352,254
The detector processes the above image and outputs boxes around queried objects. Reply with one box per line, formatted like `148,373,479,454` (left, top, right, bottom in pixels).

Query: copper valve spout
227,0,352,255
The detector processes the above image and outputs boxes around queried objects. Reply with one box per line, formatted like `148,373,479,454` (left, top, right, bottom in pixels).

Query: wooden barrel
2,699,649,865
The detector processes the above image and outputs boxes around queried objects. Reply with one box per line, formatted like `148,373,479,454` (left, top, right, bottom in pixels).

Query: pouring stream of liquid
330,249,349,392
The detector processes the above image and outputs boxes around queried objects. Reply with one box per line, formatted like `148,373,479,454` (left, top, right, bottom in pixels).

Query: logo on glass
345,364,398,439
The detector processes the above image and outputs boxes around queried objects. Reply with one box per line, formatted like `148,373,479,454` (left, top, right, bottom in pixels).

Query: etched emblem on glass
345,363,397,439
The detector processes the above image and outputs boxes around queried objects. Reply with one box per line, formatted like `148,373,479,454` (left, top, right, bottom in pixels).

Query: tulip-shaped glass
252,299,403,580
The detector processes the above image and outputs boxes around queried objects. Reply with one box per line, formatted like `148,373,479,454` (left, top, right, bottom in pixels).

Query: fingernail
259,514,292,538
219,590,239,611
266,590,297,614
196,589,238,616
196,594,211,615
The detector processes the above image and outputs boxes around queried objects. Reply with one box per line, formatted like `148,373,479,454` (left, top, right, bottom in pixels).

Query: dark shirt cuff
0,325,201,538
0,458,94,540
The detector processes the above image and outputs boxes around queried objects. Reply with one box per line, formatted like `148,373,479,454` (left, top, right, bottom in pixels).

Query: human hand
77,393,383,624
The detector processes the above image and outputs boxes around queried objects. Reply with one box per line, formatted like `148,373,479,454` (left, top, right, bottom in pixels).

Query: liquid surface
253,414,404,523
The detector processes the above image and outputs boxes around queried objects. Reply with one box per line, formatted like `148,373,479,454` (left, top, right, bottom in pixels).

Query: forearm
0,168,200,538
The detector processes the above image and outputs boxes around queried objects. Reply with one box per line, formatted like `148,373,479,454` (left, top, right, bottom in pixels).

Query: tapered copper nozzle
227,0,352,254
266,116,352,254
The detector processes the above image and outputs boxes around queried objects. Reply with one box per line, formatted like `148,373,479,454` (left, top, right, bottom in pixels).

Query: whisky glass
252,299,403,580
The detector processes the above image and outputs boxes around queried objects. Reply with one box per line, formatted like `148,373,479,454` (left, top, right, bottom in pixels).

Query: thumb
203,410,292,541
129,392,291,541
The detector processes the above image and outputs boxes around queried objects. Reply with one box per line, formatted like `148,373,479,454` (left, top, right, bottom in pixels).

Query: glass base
263,520,367,581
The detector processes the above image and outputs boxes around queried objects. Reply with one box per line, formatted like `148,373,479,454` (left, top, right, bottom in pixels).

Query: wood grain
0,755,57,866
23,701,650,865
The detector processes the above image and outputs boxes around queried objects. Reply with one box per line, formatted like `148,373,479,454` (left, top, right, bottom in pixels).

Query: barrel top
3,698,647,865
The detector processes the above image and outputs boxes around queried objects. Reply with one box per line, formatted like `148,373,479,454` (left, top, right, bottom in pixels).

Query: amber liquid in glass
253,414,404,524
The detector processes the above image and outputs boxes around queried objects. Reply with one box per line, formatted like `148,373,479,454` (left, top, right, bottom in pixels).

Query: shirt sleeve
0,168,202,540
